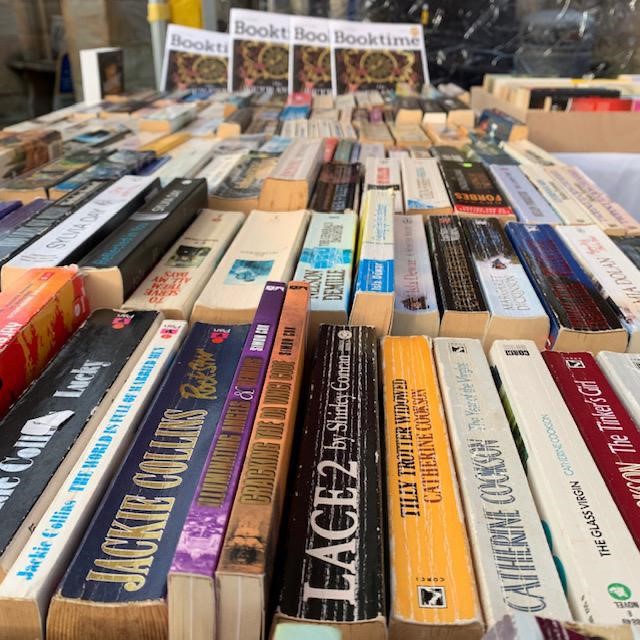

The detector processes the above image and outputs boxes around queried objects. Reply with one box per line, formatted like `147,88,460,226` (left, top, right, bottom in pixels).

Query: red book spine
544,350,640,551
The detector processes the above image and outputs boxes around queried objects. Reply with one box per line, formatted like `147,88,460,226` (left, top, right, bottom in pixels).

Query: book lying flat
392,215,439,336
489,340,640,630
350,189,395,337
0,319,186,640
149,138,218,187
191,209,308,324
434,338,570,626
506,223,628,353
501,140,559,166
124,210,244,320
382,335,483,639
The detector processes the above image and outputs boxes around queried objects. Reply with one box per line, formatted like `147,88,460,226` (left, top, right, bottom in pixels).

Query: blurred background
1,0,639,126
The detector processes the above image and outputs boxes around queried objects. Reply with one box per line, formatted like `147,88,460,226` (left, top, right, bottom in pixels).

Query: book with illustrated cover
80,48,124,104
0,309,160,583
0,319,186,640
489,340,640,630
400,156,451,216
350,189,395,337
161,24,229,92
557,225,640,352
80,178,206,310
309,162,361,213
488,165,561,225
0,130,63,179
427,215,489,340
293,211,356,337
330,20,427,94
2,175,159,289
434,338,570,627
125,210,244,320
229,9,290,93
216,283,308,640
544,351,640,552
597,351,640,429
192,209,308,324
506,223,627,353
462,217,548,350
290,16,332,94
382,335,483,639
273,325,386,640
392,215,439,336
196,151,246,206
169,282,286,639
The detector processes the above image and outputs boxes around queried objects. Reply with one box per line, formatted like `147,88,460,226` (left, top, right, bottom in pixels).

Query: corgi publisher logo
565,358,585,369
112,313,134,330
210,329,230,344
160,324,182,339
418,585,446,608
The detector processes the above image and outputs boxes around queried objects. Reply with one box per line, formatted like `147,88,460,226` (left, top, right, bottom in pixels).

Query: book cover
138,104,198,134
392,215,439,336
501,140,558,167
462,217,548,350
124,210,244,320
440,161,515,219
0,319,186,640
350,189,395,337
330,20,427,94
196,151,246,203
0,309,159,579
161,24,229,92
216,282,309,640
2,175,158,289
0,267,88,417
426,215,489,340
434,338,571,626
308,162,360,213
488,166,561,225
505,223,627,353
614,237,640,271
0,130,63,179
477,109,528,142
364,157,402,212
229,9,290,93
597,351,640,430
192,209,308,325
544,351,640,551
289,16,332,95
274,325,386,639
79,178,207,309
489,340,640,627
557,225,640,352
293,212,356,333
381,335,483,638
47,321,250,640
168,282,286,638
400,156,452,215
149,139,217,187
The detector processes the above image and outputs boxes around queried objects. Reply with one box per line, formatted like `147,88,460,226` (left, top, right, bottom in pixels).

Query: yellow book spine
381,335,482,632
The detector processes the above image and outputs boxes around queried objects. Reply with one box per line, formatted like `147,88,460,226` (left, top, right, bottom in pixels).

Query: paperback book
308,162,361,213
400,156,452,215
597,351,640,429
364,157,402,212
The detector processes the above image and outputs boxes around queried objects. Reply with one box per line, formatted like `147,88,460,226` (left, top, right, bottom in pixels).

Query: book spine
544,350,640,550
427,215,487,313
597,351,640,428
293,212,356,317
433,338,571,626
217,282,308,580
505,223,623,338
462,217,546,319
170,282,286,576
52,321,250,607
489,340,640,626
401,156,451,214
382,335,482,629
0,319,186,606
309,163,360,213
488,166,561,225
277,325,385,625
556,225,640,349
0,199,51,241
365,157,402,212
614,237,640,270
354,190,394,296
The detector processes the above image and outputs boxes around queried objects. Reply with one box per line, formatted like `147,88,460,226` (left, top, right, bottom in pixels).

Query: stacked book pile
0,76,639,640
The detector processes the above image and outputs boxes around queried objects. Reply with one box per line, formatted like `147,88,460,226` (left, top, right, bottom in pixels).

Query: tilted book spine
597,351,640,428
381,335,483,634
170,282,286,577
275,325,385,634
434,338,571,626
544,350,640,551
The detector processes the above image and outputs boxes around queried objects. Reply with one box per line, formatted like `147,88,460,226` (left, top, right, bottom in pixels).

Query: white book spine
597,351,640,429
271,138,323,182
489,339,640,626
0,320,187,625
400,156,451,213
557,225,640,352
501,140,559,167
364,157,403,212
196,151,246,194
153,139,218,186
433,338,571,626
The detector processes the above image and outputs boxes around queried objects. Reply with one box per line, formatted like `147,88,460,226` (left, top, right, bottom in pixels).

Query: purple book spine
0,200,21,221
0,199,51,237
170,281,286,577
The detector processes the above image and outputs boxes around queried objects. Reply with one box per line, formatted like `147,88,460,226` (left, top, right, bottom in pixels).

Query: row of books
1,276,640,640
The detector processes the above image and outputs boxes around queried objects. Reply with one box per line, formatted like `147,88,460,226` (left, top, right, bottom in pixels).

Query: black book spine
277,325,386,624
